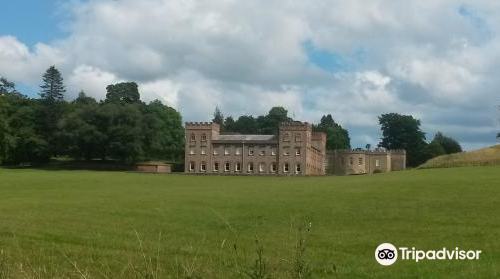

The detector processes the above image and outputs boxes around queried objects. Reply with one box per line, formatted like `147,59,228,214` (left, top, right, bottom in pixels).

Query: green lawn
0,167,499,279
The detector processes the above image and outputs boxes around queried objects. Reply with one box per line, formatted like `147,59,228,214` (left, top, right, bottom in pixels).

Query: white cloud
1,0,500,150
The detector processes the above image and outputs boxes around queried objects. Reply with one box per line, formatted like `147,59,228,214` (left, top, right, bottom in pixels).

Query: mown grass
419,144,500,169
0,166,499,278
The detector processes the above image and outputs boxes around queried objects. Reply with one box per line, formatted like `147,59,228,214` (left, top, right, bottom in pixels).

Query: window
201,133,207,142
349,157,353,165
271,163,277,173
225,162,230,172
359,157,363,166
283,147,290,156
235,162,241,172
201,148,206,155
189,162,195,171
224,147,230,155
214,162,219,172
259,147,265,156
248,147,254,156
236,148,241,155
248,162,254,172
213,148,218,155
259,163,265,173
190,133,196,142
189,149,195,155
283,133,290,142
271,148,277,156
295,164,301,174
200,162,206,172
283,163,289,173
295,133,302,142
295,147,301,156
375,159,380,167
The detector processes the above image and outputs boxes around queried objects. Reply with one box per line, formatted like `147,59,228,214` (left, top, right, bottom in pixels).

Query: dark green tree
378,113,427,167
213,106,224,128
259,107,292,134
224,116,236,132
57,93,104,161
432,132,462,154
141,100,184,161
233,115,259,134
312,114,350,150
99,103,144,163
105,82,141,104
38,66,66,156
39,66,65,102
421,140,446,162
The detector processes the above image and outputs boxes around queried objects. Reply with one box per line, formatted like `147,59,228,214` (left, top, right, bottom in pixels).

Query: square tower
185,122,220,173
278,122,311,175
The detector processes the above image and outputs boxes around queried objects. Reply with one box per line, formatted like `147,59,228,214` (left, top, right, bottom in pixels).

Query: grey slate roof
214,134,277,142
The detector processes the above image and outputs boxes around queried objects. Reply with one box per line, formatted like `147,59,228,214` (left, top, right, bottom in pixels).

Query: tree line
378,113,463,167
1,66,471,168
212,106,351,150
0,67,184,165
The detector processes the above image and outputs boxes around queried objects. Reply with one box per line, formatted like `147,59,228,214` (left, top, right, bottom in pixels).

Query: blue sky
0,0,499,150
0,1,67,48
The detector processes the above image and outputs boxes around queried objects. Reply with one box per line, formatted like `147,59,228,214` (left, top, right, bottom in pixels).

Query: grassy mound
418,144,500,169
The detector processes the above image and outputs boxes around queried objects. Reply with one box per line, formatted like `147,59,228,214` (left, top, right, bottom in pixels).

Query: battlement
279,121,311,131
185,122,220,131
327,149,406,155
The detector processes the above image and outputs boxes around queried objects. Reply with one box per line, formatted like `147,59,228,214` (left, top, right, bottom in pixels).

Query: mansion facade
184,122,326,175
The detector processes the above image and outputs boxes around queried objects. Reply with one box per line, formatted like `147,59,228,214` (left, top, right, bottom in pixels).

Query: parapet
185,122,220,132
279,121,311,131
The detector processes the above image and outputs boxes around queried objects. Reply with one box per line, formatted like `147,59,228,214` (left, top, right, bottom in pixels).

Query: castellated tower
184,122,220,173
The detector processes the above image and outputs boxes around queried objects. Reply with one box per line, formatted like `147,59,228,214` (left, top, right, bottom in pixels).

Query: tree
38,66,66,156
259,107,292,134
378,113,427,167
141,100,184,161
313,114,350,150
432,132,462,154
39,66,65,102
213,106,224,128
421,140,446,162
57,93,105,161
105,82,141,104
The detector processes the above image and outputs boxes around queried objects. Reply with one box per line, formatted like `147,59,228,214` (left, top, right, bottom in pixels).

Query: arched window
201,133,207,142
190,133,196,142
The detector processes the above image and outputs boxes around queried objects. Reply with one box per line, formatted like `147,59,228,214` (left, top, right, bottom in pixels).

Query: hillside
418,144,500,169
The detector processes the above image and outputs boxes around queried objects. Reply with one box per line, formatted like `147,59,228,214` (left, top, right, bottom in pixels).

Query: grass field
0,167,499,279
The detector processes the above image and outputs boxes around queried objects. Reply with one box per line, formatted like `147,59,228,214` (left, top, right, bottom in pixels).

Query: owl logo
375,243,398,265
378,249,395,260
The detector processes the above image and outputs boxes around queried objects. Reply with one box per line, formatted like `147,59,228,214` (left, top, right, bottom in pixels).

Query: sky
0,0,499,150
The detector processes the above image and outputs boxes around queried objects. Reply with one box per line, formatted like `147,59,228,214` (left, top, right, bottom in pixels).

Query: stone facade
326,149,406,175
184,122,326,175
135,162,172,173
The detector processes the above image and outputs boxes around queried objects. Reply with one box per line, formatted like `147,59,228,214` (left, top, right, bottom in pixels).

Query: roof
135,161,172,166
214,134,278,142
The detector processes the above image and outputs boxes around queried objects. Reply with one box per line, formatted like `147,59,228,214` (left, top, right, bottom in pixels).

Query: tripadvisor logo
375,243,482,266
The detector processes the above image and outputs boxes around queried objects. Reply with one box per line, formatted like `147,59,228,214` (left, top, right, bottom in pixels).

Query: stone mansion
184,121,406,176
185,121,326,175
